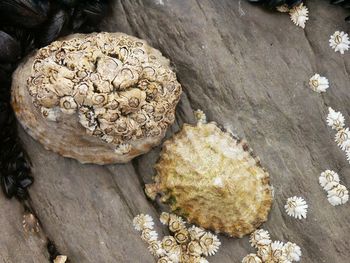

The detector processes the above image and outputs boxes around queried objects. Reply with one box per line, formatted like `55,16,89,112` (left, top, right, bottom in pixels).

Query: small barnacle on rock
141,229,159,242
53,255,68,263
133,213,154,231
276,4,290,13
329,31,350,54
319,170,340,191
250,229,271,248
335,128,350,150
289,3,309,29
162,236,178,253
282,242,302,262
327,184,349,206
284,196,308,219
309,74,329,93
149,240,166,257
160,212,171,225
199,232,221,256
327,107,345,131
145,113,273,237
242,253,262,263
114,143,132,155
12,32,182,164
22,212,40,233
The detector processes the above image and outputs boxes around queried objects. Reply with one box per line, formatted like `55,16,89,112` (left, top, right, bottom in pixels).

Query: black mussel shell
0,0,50,28
35,9,69,47
1,174,17,198
0,31,21,63
247,0,302,8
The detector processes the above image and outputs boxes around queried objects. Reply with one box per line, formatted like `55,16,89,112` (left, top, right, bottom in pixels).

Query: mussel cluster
247,0,350,22
0,0,110,200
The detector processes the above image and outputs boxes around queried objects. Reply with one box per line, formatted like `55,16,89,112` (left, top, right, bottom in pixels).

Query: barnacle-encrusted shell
11,32,182,164
145,120,273,237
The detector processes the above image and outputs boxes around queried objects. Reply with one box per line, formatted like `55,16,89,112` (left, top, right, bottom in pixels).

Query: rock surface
2,0,350,262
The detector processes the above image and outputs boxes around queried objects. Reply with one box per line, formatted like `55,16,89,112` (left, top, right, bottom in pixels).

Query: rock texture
2,0,350,262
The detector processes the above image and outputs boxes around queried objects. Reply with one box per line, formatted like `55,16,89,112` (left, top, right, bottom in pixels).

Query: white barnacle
289,3,309,29
335,128,350,150
59,95,77,114
327,184,349,206
284,196,308,219
168,214,186,233
157,256,173,263
166,245,182,263
141,228,159,242
161,236,177,253
319,170,340,191
326,107,345,131
242,253,262,263
194,109,207,124
329,31,350,54
133,214,154,231
271,241,284,260
188,225,206,241
40,106,61,122
148,240,166,257
309,74,329,93
114,143,132,155
159,212,170,225
53,255,68,263
199,232,221,256
276,4,290,13
250,229,271,248
282,242,302,262
187,240,203,256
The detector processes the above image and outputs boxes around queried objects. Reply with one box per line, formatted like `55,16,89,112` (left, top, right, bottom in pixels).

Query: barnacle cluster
327,107,350,161
319,170,349,206
329,31,350,54
145,111,273,238
133,213,221,263
242,229,302,263
12,32,182,164
284,196,308,219
309,74,329,93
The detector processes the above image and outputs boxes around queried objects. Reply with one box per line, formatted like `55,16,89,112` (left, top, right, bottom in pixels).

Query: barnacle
162,236,178,253
250,229,271,248
245,229,302,263
309,74,329,93
242,253,262,263
289,3,309,29
141,228,159,242
12,32,182,164
199,232,221,256
282,242,302,262
319,170,340,191
22,212,40,233
133,213,154,231
335,128,350,150
329,31,350,54
327,107,345,130
284,196,308,219
327,184,349,206
53,255,67,263
188,226,206,241
160,212,171,225
145,112,273,237
157,256,173,263
149,241,166,257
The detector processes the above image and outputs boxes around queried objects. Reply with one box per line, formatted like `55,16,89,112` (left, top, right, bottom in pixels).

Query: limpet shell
146,119,273,237
12,32,182,164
